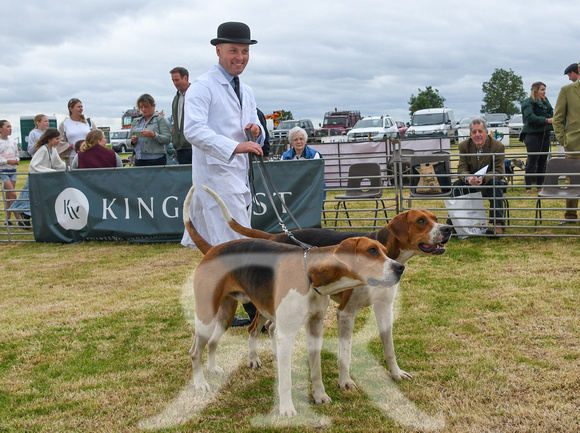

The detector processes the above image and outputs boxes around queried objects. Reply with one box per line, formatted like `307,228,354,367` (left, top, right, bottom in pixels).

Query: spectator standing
27,114,50,157
129,94,171,167
553,63,580,224
170,67,192,164
0,120,20,225
181,22,264,327
57,98,97,162
72,129,123,169
521,81,553,193
452,118,506,235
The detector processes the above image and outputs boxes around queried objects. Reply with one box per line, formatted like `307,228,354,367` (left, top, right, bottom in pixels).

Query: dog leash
246,129,315,252
246,130,321,295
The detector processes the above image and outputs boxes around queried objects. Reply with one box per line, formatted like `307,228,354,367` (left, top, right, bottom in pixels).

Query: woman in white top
27,114,50,157
10,129,66,227
57,98,97,161
30,128,67,173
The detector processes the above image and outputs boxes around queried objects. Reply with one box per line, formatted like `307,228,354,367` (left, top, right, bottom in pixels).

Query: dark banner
29,160,324,243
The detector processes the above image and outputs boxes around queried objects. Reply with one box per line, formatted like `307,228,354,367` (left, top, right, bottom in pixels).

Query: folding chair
334,162,388,226
535,158,580,226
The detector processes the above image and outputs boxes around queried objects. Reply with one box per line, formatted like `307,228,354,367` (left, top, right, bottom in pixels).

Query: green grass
1,238,579,432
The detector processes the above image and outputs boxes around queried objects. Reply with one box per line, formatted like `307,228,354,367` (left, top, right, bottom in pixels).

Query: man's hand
7,158,19,166
466,176,483,186
235,141,263,156
244,123,261,141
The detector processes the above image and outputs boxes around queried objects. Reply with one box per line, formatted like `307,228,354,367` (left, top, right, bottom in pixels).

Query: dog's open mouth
419,243,446,255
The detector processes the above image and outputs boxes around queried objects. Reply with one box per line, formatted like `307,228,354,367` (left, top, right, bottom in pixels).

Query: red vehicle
318,109,361,136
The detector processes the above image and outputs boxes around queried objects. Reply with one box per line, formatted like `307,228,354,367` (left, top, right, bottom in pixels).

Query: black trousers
176,148,192,165
524,131,550,187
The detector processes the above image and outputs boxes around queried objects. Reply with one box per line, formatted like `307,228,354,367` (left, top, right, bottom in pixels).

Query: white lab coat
181,65,263,247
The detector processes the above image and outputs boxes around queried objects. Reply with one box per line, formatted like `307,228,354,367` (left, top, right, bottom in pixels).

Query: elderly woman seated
282,126,322,160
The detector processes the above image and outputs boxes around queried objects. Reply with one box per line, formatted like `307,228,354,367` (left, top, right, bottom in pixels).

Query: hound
184,185,405,416
203,185,452,389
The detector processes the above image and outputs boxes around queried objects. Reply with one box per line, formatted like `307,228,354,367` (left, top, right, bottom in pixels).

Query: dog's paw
313,391,332,405
208,365,224,375
390,368,413,381
194,379,211,392
247,357,262,369
339,378,358,390
279,403,297,417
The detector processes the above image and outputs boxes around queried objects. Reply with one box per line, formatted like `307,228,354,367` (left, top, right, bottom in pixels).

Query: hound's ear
387,212,409,244
333,237,359,268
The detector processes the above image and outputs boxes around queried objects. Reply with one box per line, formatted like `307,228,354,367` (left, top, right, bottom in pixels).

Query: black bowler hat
564,63,578,75
211,22,257,46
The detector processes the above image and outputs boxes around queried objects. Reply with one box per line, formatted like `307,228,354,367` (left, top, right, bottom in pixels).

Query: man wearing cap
553,62,580,223
564,63,580,83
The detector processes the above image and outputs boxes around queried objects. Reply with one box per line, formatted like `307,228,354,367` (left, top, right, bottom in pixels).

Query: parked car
508,114,524,135
110,130,132,153
347,115,399,142
456,115,487,139
485,113,509,127
271,119,315,142
395,120,408,139
406,108,456,139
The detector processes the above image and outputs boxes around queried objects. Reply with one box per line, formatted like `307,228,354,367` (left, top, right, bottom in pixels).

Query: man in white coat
181,22,264,248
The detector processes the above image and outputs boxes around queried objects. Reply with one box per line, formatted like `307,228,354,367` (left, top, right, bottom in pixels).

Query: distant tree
481,68,526,116
408,86,446,116
279,110,293,121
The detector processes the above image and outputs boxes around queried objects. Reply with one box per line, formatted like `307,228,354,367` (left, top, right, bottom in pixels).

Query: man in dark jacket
452,117,506,234
170,67,192,164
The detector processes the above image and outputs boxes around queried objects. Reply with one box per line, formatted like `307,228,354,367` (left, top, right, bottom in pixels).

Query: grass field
1,237,579,432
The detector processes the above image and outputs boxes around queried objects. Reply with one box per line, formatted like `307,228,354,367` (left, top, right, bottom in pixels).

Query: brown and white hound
183,185,404,417
202,185,451,389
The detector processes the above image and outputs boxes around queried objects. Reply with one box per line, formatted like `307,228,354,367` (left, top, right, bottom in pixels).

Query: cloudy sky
2,0,579,141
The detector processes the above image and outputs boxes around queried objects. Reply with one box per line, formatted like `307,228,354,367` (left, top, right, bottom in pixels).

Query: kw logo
55,188,90,231
63,199,81,220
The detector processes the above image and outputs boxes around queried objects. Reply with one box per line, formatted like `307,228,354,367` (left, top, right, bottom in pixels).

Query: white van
110,130,132,153
406,108,456,140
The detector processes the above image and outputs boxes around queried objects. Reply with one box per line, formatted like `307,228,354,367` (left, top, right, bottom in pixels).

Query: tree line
408,68,526,117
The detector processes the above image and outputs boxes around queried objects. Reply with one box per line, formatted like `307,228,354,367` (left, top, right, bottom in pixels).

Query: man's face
171,73,189,93
217,43,249,76
469,123,488,149
567,71,580,82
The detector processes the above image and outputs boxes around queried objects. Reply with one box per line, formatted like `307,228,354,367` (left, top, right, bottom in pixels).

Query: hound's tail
183,185,213,254
201,185,272,240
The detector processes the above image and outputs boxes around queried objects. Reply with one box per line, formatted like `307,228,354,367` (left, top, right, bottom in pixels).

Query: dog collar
303,249,322,295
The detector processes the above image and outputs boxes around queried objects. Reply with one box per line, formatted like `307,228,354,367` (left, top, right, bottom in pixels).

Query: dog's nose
393,262,405,276
441,225,453,236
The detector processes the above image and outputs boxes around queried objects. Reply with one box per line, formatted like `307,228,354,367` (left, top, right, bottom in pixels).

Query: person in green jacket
553,63,580,223
521,81,553,193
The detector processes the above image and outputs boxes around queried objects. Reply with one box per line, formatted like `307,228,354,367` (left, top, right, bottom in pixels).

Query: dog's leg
190,316,213,391
267,321,277,358
207,298,237,375
275,324,300,417
373,291,412,381
337,305,360,390
306,298,332,405
247,314,268,369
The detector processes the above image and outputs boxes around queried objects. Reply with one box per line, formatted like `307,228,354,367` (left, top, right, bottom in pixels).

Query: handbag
411,161,451,194
444,191,488,239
